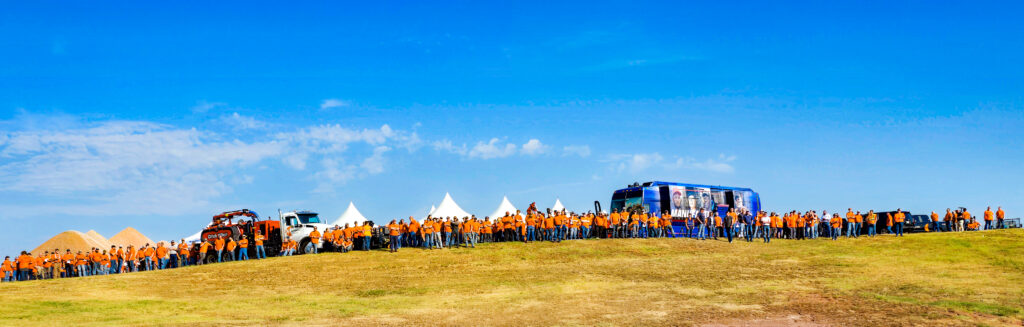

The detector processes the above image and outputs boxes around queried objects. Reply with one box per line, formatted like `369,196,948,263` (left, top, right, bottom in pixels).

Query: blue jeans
745,225,755,242
159,258,168,269
846,222,855,237
832,226,840,240
696,224,706,239
761,226,771,243
895,223,904,236
216,251,223,263
20,269,32,281
867,224,876,236
526,226,536,241
255,245,266,259
389,235,399,251
363,236,371,250
238,248,248,261
984,220,992,230
423,233,433,249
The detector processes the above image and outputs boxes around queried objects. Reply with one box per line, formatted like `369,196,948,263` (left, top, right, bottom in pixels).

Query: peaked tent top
429,192,472,219
426,205,437,218
488,196,519,219
552,198,566,212
332,202,369,226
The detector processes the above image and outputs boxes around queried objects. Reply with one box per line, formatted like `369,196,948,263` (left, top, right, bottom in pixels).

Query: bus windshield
611,190,643,212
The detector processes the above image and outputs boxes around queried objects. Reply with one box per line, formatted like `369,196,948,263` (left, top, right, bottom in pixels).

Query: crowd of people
1,204,1009,282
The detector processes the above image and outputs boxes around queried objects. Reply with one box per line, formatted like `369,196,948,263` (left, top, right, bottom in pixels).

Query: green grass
2,230,1023,326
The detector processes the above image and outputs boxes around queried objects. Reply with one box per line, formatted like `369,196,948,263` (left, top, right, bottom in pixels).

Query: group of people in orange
3,240,193,282
3,204,1008,281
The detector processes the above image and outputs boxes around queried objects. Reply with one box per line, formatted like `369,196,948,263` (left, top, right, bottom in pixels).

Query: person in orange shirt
543,213,555,242
213,237,226,263
829,214,842,240
59,250,74,278
421,219,435,249
225,238,237,262
197,240,210,265
865,210,878,237
252,229,266,260
236,235,249,261
386,219,402,253
308,226,321,254
893,209,906,237
983,206,994,230
15,251,35,281
156,242,170,269
1,256,14,282
408,218,421,248
996,206,1006,229
967,218,980,231
97,250,110,276
74,251,88,277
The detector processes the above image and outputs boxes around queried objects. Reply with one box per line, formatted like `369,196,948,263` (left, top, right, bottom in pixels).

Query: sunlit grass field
2,229,1022,326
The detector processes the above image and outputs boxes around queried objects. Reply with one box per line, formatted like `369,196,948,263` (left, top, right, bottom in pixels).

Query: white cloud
668,154,736,173
191,100,226,113
219,112,268,130
320,99,350,110
520,139,548,156
469,138,517,159
609,153,663,173
361,146,391,174
0,117,419,216
607,152,736,174
563,145,591,157
0,120,284,216
431,139,468,156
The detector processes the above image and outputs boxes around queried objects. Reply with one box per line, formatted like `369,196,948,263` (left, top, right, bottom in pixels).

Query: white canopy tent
552,198,566,212
487,196,519,219
425,205,437,218
331,202,369,227
429,192,472,219
184,231,201,243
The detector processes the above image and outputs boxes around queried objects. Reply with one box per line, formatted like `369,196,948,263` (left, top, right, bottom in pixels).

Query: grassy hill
2,230,1023,326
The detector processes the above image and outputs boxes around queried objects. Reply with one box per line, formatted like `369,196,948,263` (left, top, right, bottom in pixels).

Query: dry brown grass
2,229,1023,326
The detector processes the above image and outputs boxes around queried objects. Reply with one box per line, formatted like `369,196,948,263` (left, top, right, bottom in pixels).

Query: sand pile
109,227,155,248
31,231,110,254
84,230,113,249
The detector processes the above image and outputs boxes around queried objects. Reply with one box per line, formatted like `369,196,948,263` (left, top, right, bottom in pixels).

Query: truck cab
280,210,331,254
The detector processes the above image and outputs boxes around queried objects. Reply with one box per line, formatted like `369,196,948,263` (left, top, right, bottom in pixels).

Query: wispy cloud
606,153,736,174
191,100,226,113
219,112,268,130
562,145,591,157
320,98,350,110
520,139,548,156
469,138,517,159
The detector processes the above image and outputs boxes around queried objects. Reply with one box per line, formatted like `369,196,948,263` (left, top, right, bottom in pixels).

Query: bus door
724,191,736,208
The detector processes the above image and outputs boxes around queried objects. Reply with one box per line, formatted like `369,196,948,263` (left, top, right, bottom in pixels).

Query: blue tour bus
610,181,761,236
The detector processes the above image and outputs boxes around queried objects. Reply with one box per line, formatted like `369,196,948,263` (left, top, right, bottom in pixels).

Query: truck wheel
299,240,313,255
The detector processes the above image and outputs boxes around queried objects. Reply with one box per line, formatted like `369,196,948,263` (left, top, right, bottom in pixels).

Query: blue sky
1,1,1022,255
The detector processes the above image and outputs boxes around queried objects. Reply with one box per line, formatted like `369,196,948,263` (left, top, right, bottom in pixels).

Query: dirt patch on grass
701,314,826,327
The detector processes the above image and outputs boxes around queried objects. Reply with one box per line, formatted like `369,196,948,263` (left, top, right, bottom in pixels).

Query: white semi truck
279,210,333,254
